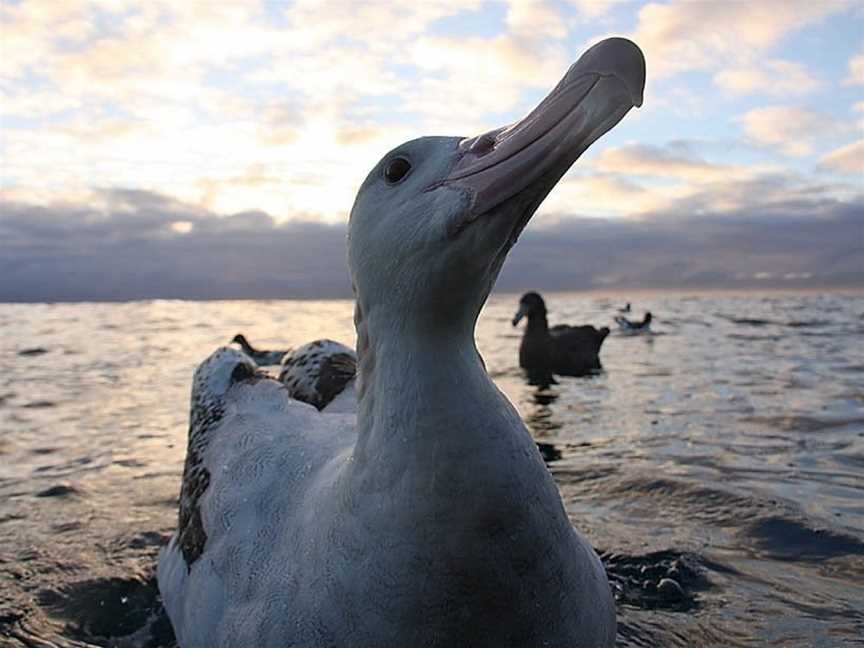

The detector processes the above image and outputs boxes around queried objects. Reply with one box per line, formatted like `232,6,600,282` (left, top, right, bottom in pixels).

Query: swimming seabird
158,37,645,648
230,333,290,366
618,302,631,313
513,292,610,386
615,311,653,333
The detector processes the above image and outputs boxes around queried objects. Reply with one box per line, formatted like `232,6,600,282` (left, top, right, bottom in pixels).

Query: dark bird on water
513,292,610,386
230,333,290,366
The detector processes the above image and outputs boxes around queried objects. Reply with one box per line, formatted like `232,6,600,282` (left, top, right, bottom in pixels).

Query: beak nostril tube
469,134,495,157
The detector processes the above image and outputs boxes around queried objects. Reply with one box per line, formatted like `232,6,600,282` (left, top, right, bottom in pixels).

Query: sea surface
1,293,863,647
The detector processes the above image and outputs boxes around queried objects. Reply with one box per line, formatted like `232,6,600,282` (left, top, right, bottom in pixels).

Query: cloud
506,0,566,39
501,195,864,293
820,140,864,173
592,144,752,182
845,50,864,85
1,0,859,255
714,60,821,95
281,0,482,49
536,131,864,222
408,34,567,127
1,2,277,103
1,188,861,302
566,0,616,19
740,106,838,156
539,143,848,219
0,0,578,222
548,159,857,221
406,0,571,128
630,0,850,78
629,171,860,218
0,190,352,302
541,173,666,218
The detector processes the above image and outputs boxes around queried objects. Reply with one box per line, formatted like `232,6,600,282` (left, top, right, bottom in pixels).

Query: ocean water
1,292,863,647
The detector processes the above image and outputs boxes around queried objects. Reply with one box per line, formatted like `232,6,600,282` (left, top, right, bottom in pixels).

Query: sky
1,0,862,301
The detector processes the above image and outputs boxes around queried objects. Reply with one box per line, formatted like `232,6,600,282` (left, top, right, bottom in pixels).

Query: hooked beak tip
576,37,646,108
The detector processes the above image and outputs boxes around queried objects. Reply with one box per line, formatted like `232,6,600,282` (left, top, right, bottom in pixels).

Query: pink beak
444,37,645,219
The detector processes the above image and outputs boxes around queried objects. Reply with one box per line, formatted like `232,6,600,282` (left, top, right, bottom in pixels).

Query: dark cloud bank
1,188,861,302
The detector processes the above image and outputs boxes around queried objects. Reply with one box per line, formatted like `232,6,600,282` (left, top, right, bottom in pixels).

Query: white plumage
614,311,653,334
158,347,358,646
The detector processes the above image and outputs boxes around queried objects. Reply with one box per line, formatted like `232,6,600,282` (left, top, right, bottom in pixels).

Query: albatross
158,37,646,648
512,291,610,386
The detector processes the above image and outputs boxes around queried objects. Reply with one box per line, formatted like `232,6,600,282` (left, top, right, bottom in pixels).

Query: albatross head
512,292,548,326
348,38,645,335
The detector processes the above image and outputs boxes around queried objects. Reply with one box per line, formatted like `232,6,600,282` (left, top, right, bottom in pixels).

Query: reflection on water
2,293,863,647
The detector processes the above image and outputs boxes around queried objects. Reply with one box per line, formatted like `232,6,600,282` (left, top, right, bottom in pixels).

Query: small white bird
615,311,653,333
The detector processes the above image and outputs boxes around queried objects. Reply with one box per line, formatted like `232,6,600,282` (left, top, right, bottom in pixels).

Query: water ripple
1,293,863,647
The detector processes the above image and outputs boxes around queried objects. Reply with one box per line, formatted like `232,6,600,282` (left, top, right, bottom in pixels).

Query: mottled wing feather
315,352,357,408
177,348,265,568
158,346,356,647
278,340,357,411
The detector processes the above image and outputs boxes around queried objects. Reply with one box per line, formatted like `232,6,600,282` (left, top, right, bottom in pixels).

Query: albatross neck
351,299,520,463
236,336,255,355
526,310,549,334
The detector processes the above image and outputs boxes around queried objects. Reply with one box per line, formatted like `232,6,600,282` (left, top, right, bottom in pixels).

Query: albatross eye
383,157,411,184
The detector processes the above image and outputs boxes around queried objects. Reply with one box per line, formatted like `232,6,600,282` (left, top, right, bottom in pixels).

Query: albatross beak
512,306,527,327
443,37,645,224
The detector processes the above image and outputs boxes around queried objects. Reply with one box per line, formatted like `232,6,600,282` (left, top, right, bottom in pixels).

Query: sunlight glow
0,0,861,228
